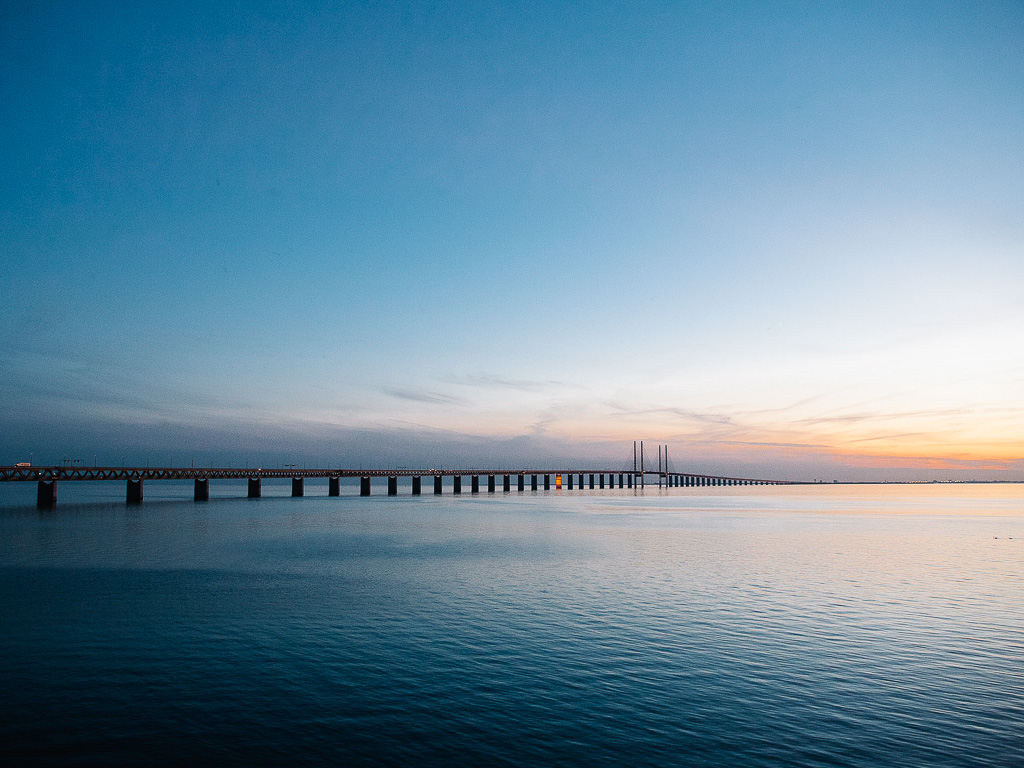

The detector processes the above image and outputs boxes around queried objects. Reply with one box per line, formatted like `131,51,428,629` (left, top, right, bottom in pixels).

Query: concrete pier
471,475,480,493
360,476,371,496
128,478,145,504
579,474,585,488
531,474,538,491
329,477,340,496
519,474,525,491
412,476,421,495
248,477,262,498
291,477,304,497
503,475,510,492
600,474,605,488
544,475,551,490
434,475,442,494
454,476,462,494
487,475,495,493
567,474,573,489
193,478,208,502
388,476,397,495
36,480,57,509
589,473,595,489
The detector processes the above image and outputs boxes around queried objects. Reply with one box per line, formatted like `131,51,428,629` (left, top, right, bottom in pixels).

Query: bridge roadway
1,465,793,508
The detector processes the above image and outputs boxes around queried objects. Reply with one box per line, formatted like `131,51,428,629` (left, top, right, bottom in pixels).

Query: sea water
1,482,1021,766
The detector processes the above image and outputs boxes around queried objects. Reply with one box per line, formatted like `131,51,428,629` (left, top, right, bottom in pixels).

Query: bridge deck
2,466,790,484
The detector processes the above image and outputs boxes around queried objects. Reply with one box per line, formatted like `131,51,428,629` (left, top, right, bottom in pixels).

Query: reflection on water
1,484,1022,766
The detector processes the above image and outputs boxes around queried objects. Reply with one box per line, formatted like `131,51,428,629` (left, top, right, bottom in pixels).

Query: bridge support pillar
503,475,510,492
471,475,480,493
37,480,57,509
544,474,550,490
291,478,304,497
518,474,525,492
329,477,341,496
412,476,421,495
360,476,371,496
567,474,573,489
249,478,262,498
125,478,145,504
487,475,495,493
388,476,397,495
191,478,207,502
434,475,442,494
627,474,633,488
454,476,462,494
600,474,605,488
588,474,594,489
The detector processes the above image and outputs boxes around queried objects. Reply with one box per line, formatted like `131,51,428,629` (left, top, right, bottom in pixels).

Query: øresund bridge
3,443,795,508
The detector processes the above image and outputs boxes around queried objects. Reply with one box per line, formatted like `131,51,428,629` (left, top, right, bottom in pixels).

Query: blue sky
2,1,1023,479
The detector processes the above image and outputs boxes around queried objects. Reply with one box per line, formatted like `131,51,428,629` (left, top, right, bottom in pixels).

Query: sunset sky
2,1,1023,480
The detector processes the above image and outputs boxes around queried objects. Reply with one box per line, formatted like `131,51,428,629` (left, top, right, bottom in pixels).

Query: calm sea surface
1,481,1022,767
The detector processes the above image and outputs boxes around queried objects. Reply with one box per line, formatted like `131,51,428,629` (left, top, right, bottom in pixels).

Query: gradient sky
2,1,1023,479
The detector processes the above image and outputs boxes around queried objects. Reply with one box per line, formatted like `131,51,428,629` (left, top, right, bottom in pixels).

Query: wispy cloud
380,387,465,405
715,440,829,449
603,402,737,425
846,432,932,444
442,373,580,393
